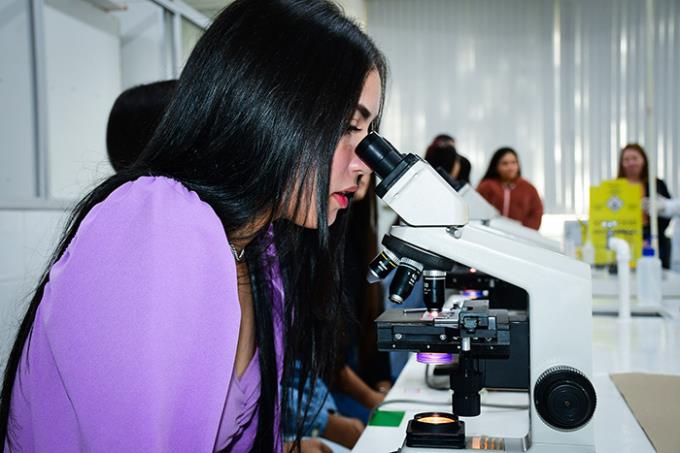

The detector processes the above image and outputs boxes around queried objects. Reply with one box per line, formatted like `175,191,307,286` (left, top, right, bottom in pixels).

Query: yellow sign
588,179,643,266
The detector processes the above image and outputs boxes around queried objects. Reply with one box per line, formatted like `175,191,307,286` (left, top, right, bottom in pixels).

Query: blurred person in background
106,80,177,172
425,143,458,178
456,155,472,185
424,136,473,186
477,147,543,230
429,133,455,148
619,143,672,268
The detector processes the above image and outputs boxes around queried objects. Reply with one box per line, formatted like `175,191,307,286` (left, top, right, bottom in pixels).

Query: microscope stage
375,300,521,357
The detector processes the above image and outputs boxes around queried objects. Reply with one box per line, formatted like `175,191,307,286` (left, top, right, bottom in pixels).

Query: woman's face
497,152,519,181
621,148,644,180
291,70,381,228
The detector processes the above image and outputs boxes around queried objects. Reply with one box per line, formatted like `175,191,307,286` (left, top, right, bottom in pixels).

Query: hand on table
375,380,392,395
322,413,365,449
284,438,332,453
366,389,386,409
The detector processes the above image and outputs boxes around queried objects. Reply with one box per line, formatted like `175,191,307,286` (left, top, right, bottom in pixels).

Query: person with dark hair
431,133,455,147
477,147,543,230
106,80,177,172
425,143,458,177
618,143,672,268
457,155,472,185
0,1,386,452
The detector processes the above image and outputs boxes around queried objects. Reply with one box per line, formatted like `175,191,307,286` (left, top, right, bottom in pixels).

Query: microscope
392,154,559,312
357,133,596,452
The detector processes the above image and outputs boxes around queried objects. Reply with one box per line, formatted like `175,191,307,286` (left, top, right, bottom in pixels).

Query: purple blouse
5,176,284,452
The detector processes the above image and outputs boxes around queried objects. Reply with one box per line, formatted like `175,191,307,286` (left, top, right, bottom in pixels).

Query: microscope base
399,437,596,453
400,434,526,452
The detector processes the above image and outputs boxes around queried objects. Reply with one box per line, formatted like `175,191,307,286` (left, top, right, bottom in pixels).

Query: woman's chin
327,209,339,226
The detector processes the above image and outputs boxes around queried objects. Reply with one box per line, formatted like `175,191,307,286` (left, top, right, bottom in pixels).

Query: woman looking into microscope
0,1,386,452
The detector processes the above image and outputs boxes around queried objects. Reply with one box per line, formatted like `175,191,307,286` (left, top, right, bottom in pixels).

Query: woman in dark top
618,143,672,268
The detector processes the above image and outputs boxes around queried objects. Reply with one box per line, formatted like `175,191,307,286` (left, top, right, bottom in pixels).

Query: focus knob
534,366,596,430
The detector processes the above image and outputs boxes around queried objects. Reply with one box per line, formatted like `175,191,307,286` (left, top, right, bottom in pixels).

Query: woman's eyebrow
356,104,372,120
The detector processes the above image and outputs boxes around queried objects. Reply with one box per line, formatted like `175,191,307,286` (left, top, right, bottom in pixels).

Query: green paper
368,410,405,427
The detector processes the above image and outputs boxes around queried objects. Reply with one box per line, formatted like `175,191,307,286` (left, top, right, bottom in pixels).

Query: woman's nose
350,149,373,176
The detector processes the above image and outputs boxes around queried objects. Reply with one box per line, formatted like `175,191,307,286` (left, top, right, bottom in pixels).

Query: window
0,0,209,206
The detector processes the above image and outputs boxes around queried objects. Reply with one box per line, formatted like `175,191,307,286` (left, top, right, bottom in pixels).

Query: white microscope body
457,184,562,253
357,133,595,452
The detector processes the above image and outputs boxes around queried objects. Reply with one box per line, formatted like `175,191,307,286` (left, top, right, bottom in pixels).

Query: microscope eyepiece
389,257,424,304
356,132,404,179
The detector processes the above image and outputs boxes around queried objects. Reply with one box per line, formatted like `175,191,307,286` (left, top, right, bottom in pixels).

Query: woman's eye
347,125,362,133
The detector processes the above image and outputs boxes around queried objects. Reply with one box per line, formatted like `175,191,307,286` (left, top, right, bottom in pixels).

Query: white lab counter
591,269,680,318
354,315,680,452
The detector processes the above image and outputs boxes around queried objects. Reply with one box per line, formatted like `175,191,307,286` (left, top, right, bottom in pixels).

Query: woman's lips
332,192,350,209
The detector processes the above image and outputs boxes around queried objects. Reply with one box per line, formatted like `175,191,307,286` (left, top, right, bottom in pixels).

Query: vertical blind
367,0,679,214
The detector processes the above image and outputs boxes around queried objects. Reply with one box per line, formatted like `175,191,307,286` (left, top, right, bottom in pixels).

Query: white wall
44,0,119,200
335,0,367,28
116,2,172,88
0,210,67,366
181,16,204,69
0,0,37,200
0,0,52,367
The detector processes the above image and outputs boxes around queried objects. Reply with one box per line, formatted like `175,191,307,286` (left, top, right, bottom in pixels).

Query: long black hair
0,1,387,451
481,147,521,181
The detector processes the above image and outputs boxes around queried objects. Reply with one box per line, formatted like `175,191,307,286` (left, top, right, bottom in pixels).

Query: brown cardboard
610,372,680,453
